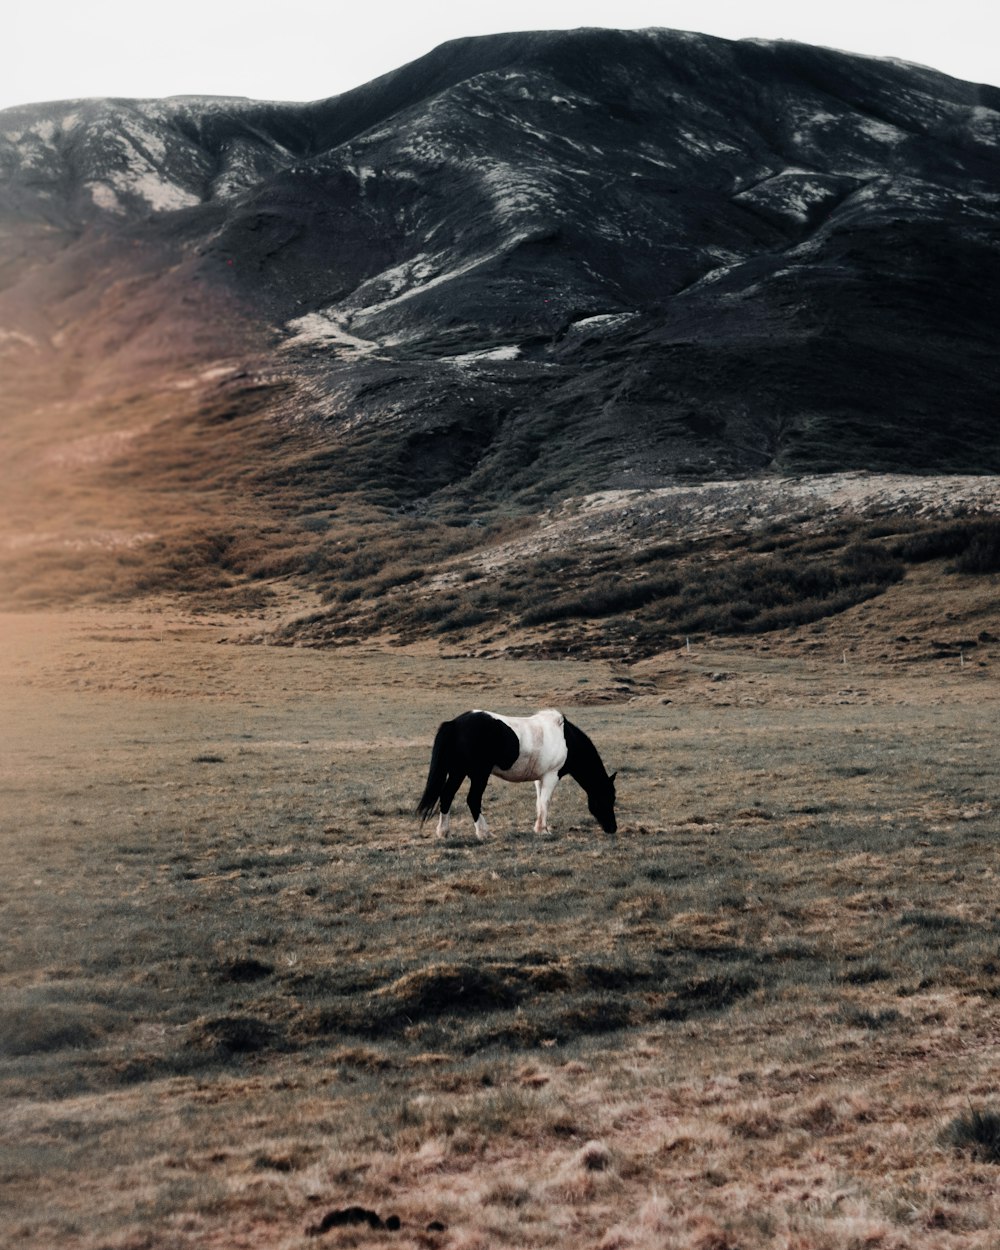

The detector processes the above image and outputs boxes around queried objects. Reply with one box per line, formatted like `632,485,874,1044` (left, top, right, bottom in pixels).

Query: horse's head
589,770,617,834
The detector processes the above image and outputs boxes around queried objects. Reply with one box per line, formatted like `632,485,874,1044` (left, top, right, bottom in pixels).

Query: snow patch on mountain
282,313,379,354
87,182,125,214
733,170,849,223
346,255,440,308
343,238,535,323
448,344,522,365
568,312,640,334
127,172,201,212
856,116,908,144
475,158,560,220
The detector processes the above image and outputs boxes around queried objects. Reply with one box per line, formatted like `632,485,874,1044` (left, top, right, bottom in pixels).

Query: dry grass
2,604,1000,1247
267,508,1000,661
4,358,998,669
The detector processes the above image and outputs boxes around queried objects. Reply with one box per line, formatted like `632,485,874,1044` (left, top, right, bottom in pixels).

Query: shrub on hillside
891,517,1000,571
954,521,1000,574
521,543,903,637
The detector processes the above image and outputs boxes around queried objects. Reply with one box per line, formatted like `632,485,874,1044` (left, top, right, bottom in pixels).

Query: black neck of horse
561,717,609,797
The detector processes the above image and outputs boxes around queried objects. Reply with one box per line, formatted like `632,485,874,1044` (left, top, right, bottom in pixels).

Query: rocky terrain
1,27,998,625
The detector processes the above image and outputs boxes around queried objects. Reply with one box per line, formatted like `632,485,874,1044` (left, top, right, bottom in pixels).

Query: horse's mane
561,716,608,785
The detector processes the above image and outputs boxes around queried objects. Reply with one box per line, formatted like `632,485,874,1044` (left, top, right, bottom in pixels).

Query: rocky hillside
1,27,999,614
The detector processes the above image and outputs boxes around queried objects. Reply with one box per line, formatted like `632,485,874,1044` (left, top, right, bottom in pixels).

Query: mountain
1,27,999,618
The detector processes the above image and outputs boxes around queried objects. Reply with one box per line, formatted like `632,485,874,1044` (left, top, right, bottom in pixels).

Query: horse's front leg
534,772,560,834
467,770,492,840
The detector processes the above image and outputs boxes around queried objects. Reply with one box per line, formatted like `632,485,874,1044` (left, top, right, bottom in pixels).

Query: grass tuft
186,1015,284,1055
0,1005,109,1056
942,1107,1000,1163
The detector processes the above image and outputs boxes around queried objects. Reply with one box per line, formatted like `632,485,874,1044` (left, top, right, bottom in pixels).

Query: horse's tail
417,720,455,822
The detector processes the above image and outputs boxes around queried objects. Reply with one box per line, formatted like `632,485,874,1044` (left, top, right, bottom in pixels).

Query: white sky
3,0,998,112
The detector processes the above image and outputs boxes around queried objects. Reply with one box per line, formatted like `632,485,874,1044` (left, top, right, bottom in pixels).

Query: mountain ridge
1,27,999,615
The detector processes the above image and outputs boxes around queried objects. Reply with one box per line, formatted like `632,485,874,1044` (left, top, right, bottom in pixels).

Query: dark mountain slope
1,27,998,604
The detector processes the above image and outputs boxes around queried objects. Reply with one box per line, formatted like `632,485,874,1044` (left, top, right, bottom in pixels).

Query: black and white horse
417,708,617,838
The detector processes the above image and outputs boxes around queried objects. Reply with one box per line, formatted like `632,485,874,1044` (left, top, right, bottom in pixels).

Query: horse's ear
609,771,617,783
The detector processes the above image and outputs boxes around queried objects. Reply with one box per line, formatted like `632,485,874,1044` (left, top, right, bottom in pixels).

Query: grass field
2,602,1000,1249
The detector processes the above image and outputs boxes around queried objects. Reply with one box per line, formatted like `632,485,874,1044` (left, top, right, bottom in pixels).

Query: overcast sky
3,0,998,112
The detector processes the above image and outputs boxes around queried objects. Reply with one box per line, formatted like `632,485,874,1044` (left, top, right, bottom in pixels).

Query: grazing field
2,604,1000,1249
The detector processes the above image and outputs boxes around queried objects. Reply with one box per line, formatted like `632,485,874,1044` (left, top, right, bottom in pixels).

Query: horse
417,707,617,838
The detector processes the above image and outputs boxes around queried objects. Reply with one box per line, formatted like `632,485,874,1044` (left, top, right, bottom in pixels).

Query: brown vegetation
2,597,1000,1248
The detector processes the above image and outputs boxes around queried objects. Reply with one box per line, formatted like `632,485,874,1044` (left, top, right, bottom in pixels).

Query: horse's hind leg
466,770,492,840
437,772,464,837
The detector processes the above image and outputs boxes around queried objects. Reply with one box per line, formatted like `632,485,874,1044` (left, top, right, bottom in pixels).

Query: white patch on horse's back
477,706,563,725
480,707,568,785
